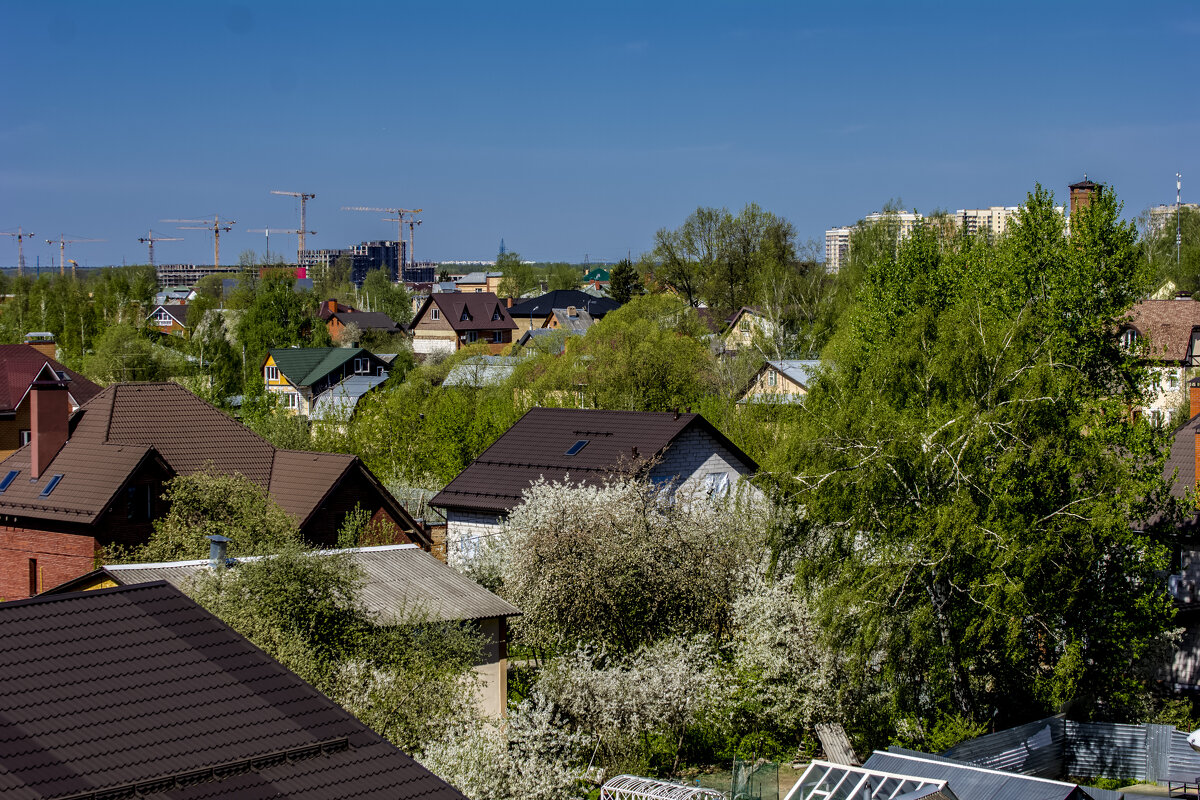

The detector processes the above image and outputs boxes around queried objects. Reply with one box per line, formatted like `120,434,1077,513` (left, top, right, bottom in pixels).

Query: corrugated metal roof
311,374,389,420
103,544,520,622
442,356,522,388
862,751,1088,800
0,582,467,800
269,347,359,387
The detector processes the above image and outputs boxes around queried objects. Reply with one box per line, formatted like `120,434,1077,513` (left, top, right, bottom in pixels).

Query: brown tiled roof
420,292,517,332
0,383,418,535
431,407,757,514
1123,299,1200,362
0,344,102,414
330,310,401,333
1165,414,1199,501
0,582,467,800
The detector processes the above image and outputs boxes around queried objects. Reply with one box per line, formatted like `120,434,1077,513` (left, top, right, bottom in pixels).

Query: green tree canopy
786,184,1181,741
608,257,643,304
497,251,537,298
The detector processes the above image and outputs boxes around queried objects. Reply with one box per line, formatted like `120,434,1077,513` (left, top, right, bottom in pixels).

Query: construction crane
1,227,35,275
137,229,184,268
270,190,315,264
404,218,422,270
164,215,235,268
342,205,422,277
247,228,315,265
45,235,105,277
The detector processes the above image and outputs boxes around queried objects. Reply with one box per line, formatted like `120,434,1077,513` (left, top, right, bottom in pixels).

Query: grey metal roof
551,307,595,334
769,359,821,387
102,544,520,623
442,355,524,388
311,374,389,420
861,751,1092,800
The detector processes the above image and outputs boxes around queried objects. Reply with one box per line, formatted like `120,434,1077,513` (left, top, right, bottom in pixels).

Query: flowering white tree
418,693,592,800
498,477,775,653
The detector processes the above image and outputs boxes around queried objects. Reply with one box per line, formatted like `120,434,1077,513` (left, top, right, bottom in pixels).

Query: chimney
567,305,577,317
1191,378,1200,420
207,535,231,569
24,332,56,361
30,375,69,479
506,296,513,308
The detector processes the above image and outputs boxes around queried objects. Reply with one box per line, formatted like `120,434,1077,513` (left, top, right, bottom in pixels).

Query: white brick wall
413,336,455,355
650,428,760,501
445,509,504,569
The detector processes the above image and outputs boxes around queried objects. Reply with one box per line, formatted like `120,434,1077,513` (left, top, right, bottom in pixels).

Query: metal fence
943,715,1200,784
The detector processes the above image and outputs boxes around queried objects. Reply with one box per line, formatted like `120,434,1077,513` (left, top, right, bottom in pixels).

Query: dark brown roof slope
431,407,757,514
1123,299,1200,363
331,310,401,333
422,292,517,332
0,383,420,537
0,582,466,800
0,344,102,414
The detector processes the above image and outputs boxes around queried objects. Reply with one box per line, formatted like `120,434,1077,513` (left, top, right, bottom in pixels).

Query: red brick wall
0,525,97,601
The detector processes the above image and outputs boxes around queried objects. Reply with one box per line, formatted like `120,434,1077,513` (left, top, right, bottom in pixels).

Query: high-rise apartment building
301,240,406,285
1149,203,1200,235
824,211,922,273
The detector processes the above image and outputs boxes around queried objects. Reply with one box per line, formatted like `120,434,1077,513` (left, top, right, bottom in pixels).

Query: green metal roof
268,347,361,387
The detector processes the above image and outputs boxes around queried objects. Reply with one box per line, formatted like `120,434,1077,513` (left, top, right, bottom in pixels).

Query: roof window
0,470,18,493
39,474,63,497
565,439,589,456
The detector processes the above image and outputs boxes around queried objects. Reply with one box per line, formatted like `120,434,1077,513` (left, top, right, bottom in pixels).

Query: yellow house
455,271,504,294
723,306,774,353
739,359,820,405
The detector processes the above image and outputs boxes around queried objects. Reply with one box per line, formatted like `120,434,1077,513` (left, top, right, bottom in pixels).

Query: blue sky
2,1,1198,268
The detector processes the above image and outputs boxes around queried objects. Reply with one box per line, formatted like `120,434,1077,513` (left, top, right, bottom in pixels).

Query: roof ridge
1,579,170,608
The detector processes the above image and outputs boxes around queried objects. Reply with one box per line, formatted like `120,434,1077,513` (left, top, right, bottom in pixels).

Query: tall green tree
497,251,537,298
608,258,643,304
788,185,1180,740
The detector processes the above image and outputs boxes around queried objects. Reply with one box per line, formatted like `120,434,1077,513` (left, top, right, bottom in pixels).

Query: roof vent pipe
207,535,231,570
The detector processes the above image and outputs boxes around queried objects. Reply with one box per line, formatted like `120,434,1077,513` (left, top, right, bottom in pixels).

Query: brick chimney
30,375,69,479
24,332,56,361
1191,378,1200,420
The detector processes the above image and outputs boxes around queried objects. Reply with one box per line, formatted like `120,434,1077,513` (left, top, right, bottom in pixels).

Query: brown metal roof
0,582,467,800
0,383,416,535
431,407,757,514
87,544,521,623
421,292,517,332
1123,299,1200,363
0,344,102,414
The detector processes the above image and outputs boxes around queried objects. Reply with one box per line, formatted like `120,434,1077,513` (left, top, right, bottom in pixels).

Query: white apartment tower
955,206,1020,238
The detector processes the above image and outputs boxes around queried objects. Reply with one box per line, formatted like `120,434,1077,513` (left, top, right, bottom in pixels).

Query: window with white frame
354,357,368,374
265,365,279,382
282,392,299,409
377,367,386,377
768,370,777,387
430,307,440,320
1120,328,1139,350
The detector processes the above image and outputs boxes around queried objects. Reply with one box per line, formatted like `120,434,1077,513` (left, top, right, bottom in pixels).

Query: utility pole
270,190,315,264
137,229,184,268
45,235,105,277
165,215,235,268
1178,173,1183,266
1,227,34,275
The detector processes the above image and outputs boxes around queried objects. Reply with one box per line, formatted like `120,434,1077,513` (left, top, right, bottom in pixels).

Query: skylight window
40,474,64,497
0,470,19,493
565,440,589,456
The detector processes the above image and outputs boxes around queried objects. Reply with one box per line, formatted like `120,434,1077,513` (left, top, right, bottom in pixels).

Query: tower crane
270,190,315,264
137,229,184,268
1,227,35,275
46,235,105,277
247,228,315,265
164,215,235,268
342,205,422,278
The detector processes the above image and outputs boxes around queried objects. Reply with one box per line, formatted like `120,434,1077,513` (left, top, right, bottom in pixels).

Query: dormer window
1120,328,1139,350
492,307,502,321
430,308,440,321
461,309,472,321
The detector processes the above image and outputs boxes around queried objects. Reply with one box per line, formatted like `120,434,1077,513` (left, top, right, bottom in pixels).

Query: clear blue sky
2,0,1198,268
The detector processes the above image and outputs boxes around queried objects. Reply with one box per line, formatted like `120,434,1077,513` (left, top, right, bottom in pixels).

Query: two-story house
0,380,427,600
148,303,190,336
263,347,391,416
722,306,775,353
455,271,504,293
0,336,101,458
430,407,759,566
1120,296,1200,426
410,292,517,356
739,359,821,405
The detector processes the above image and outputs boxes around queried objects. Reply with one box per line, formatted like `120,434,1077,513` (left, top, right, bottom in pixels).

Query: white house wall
445,509,504,569
650,428,760,500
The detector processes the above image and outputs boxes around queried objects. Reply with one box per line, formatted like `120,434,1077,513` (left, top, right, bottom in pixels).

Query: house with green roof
263,346,391,416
